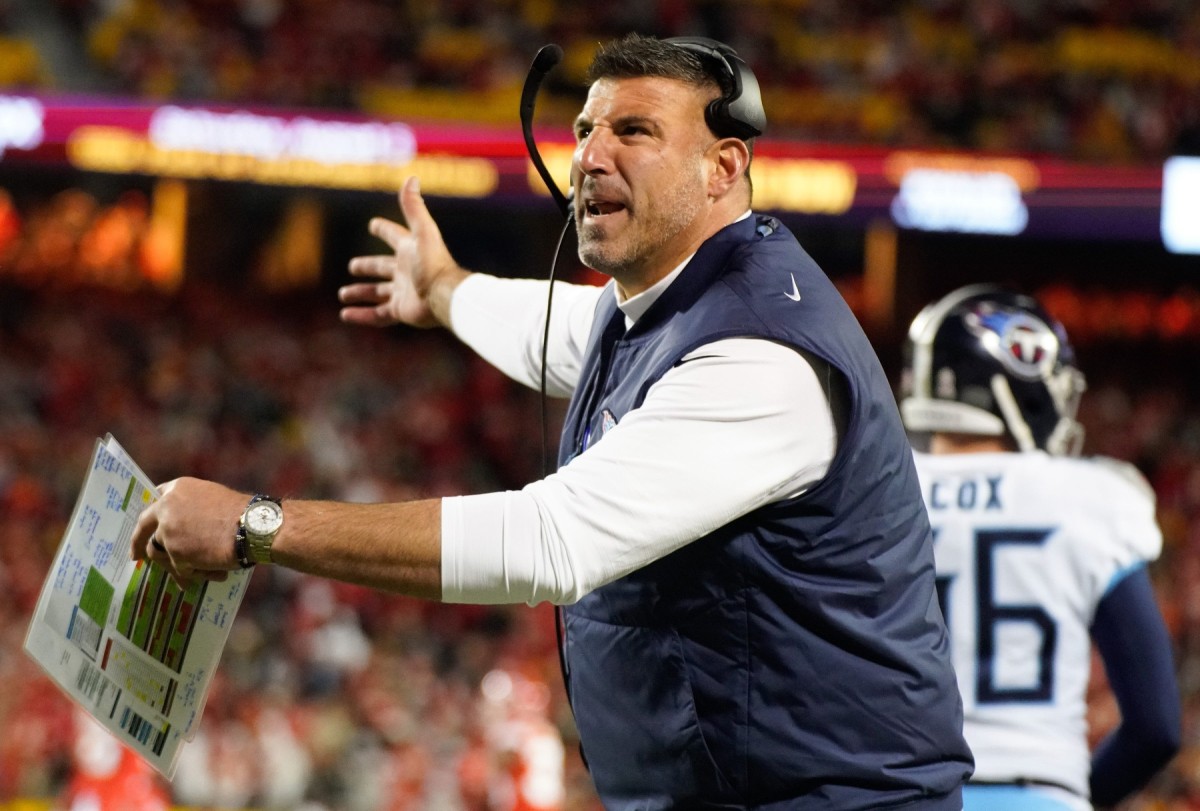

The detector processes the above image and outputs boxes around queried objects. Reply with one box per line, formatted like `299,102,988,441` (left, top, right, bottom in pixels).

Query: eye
574,124,592,141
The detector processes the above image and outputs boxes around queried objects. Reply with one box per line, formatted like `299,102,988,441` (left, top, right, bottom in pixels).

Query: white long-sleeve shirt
440,266,839,605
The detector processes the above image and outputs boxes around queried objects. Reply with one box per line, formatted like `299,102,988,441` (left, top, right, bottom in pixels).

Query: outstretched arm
131,477,443,599
1089,566,1181,807
131,340,837,606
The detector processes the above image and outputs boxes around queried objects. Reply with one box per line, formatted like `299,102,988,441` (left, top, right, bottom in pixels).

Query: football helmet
900,285,1087,455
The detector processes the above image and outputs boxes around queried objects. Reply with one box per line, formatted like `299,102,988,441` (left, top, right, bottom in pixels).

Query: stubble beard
577,162,707,279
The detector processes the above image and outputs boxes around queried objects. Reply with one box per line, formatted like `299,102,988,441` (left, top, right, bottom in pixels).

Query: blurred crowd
0,280,591,810
0,186,182,293
0,0,1197,163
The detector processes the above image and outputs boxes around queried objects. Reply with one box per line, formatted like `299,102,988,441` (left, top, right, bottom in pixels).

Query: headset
664,36,767,142
520,37,767,220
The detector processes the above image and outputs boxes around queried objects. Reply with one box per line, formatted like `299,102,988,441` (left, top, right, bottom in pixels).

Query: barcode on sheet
75,659,118,713
119,706,170,756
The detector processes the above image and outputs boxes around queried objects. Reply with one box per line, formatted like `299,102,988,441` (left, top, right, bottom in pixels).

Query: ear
707,138,751,200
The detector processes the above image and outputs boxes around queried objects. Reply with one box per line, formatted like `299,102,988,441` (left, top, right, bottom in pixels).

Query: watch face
246,501,283,535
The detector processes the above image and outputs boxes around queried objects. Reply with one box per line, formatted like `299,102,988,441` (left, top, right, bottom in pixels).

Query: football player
899,285,1181,810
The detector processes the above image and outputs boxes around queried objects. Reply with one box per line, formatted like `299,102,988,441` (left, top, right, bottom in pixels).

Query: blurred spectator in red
59,711,170,811
473,668,565,811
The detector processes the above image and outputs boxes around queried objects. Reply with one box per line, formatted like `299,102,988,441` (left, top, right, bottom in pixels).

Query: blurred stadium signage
0,94,1183,245
886,152,1035,235
66,104,498,197
148,106,417,164
0,95,44,157
890,170,1029,235
1161,156,1200,254
752,157,857,215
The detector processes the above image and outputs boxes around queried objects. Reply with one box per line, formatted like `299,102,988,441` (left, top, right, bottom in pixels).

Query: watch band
235,494,281,568
234,522,255,569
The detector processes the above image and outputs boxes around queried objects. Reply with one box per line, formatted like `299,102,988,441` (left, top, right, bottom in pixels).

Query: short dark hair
586,33,755,186
587,33,728,99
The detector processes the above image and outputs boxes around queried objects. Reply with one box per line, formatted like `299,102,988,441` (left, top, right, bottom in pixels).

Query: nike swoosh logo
785,274,802,302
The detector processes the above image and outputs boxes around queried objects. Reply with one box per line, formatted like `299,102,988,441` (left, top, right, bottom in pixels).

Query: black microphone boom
520,44,572,218
523,46,576,703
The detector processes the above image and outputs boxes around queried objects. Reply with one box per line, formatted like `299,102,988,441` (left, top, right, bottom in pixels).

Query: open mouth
584,200,626,219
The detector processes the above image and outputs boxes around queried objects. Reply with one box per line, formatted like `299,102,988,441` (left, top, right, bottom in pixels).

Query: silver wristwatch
237,494,283,566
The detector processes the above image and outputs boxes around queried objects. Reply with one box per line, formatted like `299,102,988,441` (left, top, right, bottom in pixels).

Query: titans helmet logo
964,304,1059,381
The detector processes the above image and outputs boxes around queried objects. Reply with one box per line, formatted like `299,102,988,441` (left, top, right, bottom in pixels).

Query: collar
614,210,753,329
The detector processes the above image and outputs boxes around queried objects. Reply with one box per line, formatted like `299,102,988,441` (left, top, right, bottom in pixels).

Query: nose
575,127,614,178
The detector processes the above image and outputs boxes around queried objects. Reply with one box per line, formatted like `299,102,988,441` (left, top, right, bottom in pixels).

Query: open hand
339,176,467,329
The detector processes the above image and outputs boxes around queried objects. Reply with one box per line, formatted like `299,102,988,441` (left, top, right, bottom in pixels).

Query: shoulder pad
1089,456,1157,506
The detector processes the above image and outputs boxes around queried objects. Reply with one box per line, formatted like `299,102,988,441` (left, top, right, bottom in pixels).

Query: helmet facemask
901,285,1087,456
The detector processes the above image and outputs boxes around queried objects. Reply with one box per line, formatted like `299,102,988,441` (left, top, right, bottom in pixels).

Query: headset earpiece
665,36,766,140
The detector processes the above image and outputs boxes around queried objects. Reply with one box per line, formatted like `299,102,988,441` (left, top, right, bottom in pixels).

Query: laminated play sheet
25,434,251,777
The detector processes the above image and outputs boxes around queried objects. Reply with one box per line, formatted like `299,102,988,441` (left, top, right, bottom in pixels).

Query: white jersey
913,450,1162,802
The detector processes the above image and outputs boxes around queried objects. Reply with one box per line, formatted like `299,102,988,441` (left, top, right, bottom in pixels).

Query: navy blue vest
557,216,972,810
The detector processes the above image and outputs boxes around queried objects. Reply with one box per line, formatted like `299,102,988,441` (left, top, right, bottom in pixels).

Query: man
899,285,1181,811
132,34,972,809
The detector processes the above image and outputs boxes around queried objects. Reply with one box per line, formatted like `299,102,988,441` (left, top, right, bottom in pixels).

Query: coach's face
572,76,721,296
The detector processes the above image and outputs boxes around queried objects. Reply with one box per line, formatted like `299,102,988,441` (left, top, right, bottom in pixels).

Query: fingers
338,281,388,305
368,216,411,251
338,282,395,327
347,255,398,280
168,569,229,589
142,530,227,586
360,177,434,253
144,536,182,582
138,529,187,584
398,175,424,227
364,178,444,261
399,176,446,250
126,479,247,587
141,528,232,590
131,502,159,562
339,306,393,328
131,479,176,561
341,259,398,326
341,176,452,331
